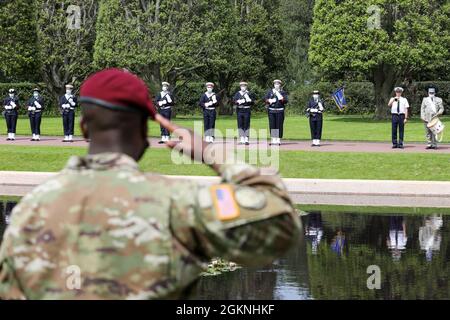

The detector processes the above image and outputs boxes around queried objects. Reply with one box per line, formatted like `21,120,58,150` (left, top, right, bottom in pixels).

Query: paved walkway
1,135,449,154
2,171,450,207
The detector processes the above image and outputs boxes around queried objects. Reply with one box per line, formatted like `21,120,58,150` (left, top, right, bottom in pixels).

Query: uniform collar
64,152,140,171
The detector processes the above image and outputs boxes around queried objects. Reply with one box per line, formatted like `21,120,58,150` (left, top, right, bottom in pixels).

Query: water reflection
305,212,323,255
0,201,15,240
387,216,407,261
419,215,443,262
1,201,449,300
195,212,450,300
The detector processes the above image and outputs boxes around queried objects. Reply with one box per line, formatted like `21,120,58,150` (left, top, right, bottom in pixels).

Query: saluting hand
154,114,220,172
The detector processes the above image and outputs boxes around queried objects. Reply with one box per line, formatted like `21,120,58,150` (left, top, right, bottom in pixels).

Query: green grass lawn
2,114,449,143
0,145,448,181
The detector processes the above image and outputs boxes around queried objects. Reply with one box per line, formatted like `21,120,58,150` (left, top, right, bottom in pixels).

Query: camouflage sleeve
0,235,26,300
170,163,301,267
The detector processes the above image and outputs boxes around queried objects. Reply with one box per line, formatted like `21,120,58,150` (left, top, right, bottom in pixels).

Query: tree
36,0,98,101
309,0,450,119
280,0,315,86
94,0,287,114
0,0,41,82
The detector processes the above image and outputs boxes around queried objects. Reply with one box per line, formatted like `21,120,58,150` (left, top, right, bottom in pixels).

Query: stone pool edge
1,171,449,208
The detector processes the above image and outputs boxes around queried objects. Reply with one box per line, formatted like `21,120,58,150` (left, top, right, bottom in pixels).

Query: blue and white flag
332,87,347,112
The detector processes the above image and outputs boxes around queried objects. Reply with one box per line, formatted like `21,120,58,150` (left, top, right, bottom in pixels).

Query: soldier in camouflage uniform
0,68,300,300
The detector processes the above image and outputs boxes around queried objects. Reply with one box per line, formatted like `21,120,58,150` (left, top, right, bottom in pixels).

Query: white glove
68,98,76,106
212,96,217,104
244,94,251,102
318,103,324,111
158,101,164,107
28,106,36,111
310,108,318,113
275,91,283,100
34,101,42,108
238,99,245,105
64,104,70,109
10,102,16,108
269,98,276,104
5,106,11,110
166,95,173,103
205,102,211,107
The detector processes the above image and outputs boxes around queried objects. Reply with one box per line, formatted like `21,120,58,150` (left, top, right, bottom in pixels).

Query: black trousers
159,108,172,136
268,110,285,138
203,109,216,137
392,114,405,145
237,109,251,137
29,112,42,135
62,110,75,135
309,114,323,139
5,111,18,133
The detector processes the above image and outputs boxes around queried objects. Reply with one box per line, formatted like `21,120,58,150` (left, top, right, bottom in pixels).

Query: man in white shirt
421,86,445,149
388,87,410,149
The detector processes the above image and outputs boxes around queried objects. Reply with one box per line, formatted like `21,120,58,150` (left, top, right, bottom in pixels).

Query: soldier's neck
88,137,140,161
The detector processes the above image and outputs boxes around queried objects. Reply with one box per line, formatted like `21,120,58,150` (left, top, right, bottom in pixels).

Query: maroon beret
79,68,156,118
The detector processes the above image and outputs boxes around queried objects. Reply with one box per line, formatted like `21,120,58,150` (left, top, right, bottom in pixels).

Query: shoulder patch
210,184,240,221
235,187,267,210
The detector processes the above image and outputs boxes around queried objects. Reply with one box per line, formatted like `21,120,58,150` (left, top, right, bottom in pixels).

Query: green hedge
0,82,61,116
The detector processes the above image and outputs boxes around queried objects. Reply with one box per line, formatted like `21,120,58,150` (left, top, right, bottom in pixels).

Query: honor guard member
306,90,325,147
388,87,409,149
27,88,44,141
0,68,300,300
155,82,175,144
199,82,220,143
60,84,78,142
264,80,288,145
233,82,255,145
421,86,444,149
3,89,19,141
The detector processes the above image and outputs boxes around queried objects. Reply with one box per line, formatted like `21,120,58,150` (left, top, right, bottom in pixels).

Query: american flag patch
210,184,240,221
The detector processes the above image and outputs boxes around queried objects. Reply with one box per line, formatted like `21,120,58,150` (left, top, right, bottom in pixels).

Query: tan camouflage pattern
0,153,300,300
421,96,444,123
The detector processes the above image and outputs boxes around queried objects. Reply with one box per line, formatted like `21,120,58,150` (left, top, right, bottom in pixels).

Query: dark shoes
392,144,398,149
426,145,438,150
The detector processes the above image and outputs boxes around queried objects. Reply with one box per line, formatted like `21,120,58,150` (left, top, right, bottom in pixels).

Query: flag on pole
332,87,347,112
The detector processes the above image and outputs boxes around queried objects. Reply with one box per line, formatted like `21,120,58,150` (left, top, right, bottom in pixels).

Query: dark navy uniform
27,90,44,141
264,82,288,145
3,91,19,140
389,87,410,149
155,90,175,142
306,92,324,146
233,87,255,144
199,84,220,142
59,93,78,142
